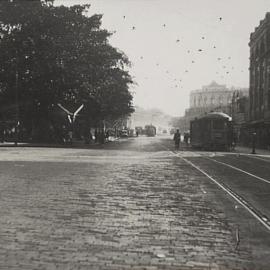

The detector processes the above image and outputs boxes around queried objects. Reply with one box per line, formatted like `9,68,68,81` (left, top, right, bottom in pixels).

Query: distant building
128,106,172,132
249,12,270,148
231,89,249,142
177,81,235,132
189,81,233,113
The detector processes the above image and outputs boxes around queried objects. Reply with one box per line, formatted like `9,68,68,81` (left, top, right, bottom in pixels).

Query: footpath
1,140,270,157
0,137,120,148
234,145,270,156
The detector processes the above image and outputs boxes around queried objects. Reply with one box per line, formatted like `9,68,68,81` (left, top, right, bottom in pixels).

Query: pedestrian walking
184,132,189,146
173,129,181,150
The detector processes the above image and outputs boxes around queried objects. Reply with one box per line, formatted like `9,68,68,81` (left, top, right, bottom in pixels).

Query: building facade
249,12,270,147
231,89,249,143
190,81,232,110
177,81,234,132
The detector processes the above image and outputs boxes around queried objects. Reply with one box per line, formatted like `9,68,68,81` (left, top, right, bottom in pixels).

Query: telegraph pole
14,50,19,146
251,131,256,154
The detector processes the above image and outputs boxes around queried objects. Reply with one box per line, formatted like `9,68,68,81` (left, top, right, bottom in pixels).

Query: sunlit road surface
0,136,269,270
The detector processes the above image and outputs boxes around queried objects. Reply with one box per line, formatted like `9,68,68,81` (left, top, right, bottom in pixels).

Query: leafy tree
0,0,134,142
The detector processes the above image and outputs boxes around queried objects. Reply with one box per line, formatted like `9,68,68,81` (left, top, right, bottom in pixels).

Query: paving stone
0,138,268,269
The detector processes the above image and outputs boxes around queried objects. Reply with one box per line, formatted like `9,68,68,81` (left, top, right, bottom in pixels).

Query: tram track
204,156,270,185
244,153,270,163
161,143,270,232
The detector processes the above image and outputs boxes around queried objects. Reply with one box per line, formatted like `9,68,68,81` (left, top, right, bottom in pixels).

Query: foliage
0,0,134,141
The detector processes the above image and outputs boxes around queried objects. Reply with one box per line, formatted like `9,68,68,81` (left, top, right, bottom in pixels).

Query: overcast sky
55,0,270,116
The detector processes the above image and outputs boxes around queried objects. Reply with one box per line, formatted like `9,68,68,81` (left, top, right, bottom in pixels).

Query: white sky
55,0,270,116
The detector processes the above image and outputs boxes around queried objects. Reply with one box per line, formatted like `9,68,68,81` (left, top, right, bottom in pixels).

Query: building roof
250,12,270,45
199,112,232,121
209,81,219,87
202,81,227,90
191,81,229,94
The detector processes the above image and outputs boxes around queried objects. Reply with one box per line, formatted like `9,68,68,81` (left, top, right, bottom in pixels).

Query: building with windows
231,89,249,143
177,81,235,132
249,12,270,148
189,81,233,113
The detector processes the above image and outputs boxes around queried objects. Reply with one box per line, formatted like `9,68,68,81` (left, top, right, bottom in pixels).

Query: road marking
205,157,270,185
160,144,270,232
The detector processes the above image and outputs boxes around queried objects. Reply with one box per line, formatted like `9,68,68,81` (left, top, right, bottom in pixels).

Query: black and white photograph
0,0,270,269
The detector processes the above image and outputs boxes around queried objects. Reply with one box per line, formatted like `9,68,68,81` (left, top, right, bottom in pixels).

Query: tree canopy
0,0,134,141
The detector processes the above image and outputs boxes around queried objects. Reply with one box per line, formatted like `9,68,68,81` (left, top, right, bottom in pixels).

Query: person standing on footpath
173,129,181,150
184,132,189,146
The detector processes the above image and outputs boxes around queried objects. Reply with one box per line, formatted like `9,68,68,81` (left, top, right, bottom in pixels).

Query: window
260,40,265,54
218,96,223,104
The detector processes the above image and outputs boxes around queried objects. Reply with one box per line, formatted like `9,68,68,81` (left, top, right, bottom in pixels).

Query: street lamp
14,49,19,146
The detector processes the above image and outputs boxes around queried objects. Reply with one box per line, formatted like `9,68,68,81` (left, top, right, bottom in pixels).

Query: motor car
120,130,128,137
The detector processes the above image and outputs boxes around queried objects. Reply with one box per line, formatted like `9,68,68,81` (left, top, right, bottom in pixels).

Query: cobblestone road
0,136,269,269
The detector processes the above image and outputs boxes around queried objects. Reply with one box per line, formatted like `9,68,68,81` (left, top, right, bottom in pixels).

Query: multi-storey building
177,81,234,132
231,89,249,142
249,12,270,147
190,81,233,111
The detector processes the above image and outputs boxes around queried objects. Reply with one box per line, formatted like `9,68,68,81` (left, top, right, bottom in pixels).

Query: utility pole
251,131,256,154
14,50,19,146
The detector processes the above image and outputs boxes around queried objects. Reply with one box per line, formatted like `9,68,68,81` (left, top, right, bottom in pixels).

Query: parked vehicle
120,129,128,137
190,112,233,151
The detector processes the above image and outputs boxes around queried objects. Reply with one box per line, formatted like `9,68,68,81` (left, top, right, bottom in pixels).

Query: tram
144,125,156,137
190,112,232,151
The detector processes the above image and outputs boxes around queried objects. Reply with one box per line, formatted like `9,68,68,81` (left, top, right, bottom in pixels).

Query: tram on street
144,125,156,137
190,112,233,151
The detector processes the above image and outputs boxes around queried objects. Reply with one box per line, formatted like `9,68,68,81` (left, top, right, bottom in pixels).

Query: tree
0,0,134,142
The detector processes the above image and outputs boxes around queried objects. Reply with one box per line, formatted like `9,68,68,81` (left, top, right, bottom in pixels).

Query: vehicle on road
144,125,156,137
120,129,128,137
190,112,232,151
135,126,143,135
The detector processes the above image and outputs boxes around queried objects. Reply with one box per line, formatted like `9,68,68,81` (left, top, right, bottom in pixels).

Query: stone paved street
0,136,269,270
